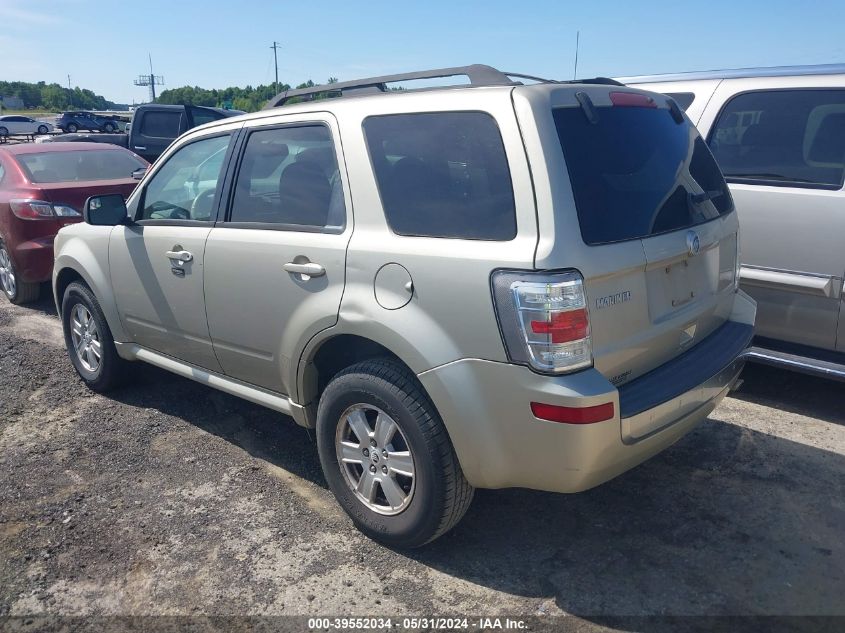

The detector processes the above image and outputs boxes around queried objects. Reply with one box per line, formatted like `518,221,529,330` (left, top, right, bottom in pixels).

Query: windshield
17,150,146,183
554,104,733,245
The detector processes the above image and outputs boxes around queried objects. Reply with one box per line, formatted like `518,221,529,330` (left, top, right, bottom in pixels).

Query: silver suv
53,65,756,547
622,64,845,380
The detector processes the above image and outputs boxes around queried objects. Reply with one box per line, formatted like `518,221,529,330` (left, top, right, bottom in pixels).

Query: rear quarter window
554,103,733,245
363,111,517,241
708,88,845,189
139,111,183,138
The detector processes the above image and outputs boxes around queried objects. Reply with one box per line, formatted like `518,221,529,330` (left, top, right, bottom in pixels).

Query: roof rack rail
264,64,547,109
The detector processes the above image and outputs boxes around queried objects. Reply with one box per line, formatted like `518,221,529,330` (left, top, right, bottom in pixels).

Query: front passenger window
140,134,231,221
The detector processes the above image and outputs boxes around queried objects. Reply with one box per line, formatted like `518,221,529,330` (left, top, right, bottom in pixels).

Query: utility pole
67,74,72,107
573,31,580,80
270,41,281,91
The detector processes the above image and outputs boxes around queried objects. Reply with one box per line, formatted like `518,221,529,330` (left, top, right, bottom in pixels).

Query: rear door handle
284,262,325,277
166,250,193,263
134,146,147,151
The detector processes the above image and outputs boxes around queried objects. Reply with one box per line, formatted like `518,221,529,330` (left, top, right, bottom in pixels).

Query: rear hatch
546,87,739,386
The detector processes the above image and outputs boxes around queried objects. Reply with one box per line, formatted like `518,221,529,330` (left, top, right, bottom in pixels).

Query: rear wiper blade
689,189,723,204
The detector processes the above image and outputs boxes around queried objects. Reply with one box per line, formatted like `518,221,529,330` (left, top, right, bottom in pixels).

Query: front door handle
134,146,147,151
284,262,325,277
166,250,193,263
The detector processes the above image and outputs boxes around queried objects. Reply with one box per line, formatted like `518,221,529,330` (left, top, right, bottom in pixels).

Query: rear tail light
10,199,80,220
491,270,593,374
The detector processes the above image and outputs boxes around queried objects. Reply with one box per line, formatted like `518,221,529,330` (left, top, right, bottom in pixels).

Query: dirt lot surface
0,294,843,631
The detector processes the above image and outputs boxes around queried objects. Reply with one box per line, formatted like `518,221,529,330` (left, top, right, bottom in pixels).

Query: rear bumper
418,291,755,493
12,236,55,284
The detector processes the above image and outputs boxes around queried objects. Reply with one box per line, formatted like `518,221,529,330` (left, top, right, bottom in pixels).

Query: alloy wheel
0,247,16,298
70,304,102,373
335,404,416,516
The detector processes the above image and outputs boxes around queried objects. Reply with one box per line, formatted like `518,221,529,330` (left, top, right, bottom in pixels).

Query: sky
2,0,844,105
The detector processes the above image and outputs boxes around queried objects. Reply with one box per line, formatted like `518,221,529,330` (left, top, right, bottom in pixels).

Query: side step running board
741,346,845,382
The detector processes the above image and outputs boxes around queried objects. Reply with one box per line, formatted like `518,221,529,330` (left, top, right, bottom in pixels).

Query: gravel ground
0,293,843,631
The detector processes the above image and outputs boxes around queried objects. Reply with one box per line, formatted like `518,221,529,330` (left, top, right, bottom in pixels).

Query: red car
0,142,148,304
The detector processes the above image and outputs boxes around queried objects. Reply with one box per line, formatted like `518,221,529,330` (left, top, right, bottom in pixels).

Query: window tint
709,89,845,189
190,107,224,127
16,150,147,183
139,111,183,138
665,92,695,111
229,125,344,229
363,112,516,240
140,134,230,221
555,104,733,245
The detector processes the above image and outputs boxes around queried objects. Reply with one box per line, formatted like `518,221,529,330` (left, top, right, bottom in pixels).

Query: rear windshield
17,150,145,183
554,104,733,245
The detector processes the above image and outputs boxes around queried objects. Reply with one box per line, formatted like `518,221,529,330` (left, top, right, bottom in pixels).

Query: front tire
0,239,39,304
102,122,116,133
316,359,474,547
61,282,130,392
37,125,48,134
0,126,8,137
66,123,78,133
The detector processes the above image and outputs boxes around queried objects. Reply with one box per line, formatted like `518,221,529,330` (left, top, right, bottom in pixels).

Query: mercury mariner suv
53,65,756,547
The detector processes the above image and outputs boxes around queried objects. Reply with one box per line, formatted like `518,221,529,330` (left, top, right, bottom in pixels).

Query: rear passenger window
665,92,695,111
709,89,845,189
140,111,183,138
229,125,345,230
363,112,516,240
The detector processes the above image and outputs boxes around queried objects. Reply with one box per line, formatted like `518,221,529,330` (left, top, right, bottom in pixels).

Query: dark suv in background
56,111,121,133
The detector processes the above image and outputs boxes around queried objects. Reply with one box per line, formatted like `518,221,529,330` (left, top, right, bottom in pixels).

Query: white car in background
0,115,54,136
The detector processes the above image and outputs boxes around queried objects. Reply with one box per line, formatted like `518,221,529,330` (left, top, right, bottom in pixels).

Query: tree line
0,77,342,114
0,80,121,111
157,78,339,112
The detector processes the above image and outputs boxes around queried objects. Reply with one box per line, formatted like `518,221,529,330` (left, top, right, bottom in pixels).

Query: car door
203,114,352,395
6,117,25,134
109,127,240,371
700,78,845,351
131,109,187,161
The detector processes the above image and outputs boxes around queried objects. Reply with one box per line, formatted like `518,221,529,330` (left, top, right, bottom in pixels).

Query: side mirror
84,194,129,226
132,166,148,180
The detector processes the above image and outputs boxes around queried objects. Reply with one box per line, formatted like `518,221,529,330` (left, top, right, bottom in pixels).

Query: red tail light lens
530,308,589,343
531,401,615,424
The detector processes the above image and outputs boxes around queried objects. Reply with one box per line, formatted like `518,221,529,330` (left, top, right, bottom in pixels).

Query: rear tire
67,123,78,133
0,127,8,137
61,281,130,392
0,239,39,305
37,125,48,134
102,122,116,133
316,358,474,547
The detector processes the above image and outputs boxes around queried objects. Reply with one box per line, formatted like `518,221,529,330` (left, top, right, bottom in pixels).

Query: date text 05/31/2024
307,617,528,630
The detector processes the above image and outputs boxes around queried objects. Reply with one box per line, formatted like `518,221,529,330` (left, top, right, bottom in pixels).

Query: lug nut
370,439,377,448
363,448,370,457
381,465,388,474
382,449,388,458
369,465,377,473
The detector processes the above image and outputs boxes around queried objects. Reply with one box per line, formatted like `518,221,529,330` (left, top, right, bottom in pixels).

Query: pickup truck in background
40,104,244,163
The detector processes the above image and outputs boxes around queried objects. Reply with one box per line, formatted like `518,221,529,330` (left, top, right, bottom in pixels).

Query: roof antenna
573,30,580,80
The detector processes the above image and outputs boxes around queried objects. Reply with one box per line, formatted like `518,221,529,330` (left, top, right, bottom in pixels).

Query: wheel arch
53,249,128,342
